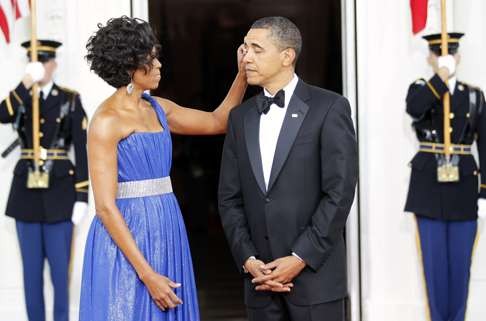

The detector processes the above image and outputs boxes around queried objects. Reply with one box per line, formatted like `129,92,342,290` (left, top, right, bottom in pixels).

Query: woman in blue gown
79,16,247,321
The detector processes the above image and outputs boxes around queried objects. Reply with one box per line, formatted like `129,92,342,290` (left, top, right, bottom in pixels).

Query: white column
356,0,440,320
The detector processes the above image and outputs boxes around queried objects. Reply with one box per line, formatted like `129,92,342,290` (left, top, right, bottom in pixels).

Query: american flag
0,0,30,43
410,0,428,34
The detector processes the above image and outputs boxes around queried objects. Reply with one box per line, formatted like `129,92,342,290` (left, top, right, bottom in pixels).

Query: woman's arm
88,109,182,310
159,72,247,135
159,46,248,135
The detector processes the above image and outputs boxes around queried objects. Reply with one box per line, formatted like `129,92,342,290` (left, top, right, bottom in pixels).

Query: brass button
56,117,61,123
69,169,74,175
449,128,453,133
474,170,478,176
40,118,45,124
449,113,455,119
39,160,45,166
39,132,44,138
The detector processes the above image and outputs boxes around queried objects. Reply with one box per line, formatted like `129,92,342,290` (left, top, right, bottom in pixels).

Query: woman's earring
126,82,134,95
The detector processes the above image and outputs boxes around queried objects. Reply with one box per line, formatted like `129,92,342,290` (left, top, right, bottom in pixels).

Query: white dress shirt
259,74,299,190
40,81,54,99
242,74,304,269
448,77,456,95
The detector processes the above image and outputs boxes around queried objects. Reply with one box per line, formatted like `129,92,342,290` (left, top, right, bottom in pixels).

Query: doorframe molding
342,0,362,320
139,0,362,319
130,0,149,20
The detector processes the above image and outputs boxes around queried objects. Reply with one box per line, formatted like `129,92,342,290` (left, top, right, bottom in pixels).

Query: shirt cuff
292,252,305,263
242,256,256,273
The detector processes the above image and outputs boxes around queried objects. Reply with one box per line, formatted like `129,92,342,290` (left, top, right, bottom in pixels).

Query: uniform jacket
405,74,486,220
0,82,89,222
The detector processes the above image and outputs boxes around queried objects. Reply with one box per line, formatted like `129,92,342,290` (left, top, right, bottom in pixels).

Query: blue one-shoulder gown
79,94,200,321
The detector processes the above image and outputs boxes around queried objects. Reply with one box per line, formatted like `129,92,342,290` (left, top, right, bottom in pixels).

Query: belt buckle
40,147,47,160
27,168,50,189
437,162,460,182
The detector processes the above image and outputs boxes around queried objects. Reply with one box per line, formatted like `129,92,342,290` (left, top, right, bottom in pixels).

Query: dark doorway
148,1,342,320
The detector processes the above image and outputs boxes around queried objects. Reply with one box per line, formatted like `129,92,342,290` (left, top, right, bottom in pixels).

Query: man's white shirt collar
448,77,456,95
259,74,299,190
40,81,54,98
263,74,299,109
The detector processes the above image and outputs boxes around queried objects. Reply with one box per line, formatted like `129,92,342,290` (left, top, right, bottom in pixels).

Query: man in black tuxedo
218,16,358,321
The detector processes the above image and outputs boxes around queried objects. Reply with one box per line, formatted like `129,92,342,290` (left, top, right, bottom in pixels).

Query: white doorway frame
342,0,361,321
139,1,362,320
130,0,149,20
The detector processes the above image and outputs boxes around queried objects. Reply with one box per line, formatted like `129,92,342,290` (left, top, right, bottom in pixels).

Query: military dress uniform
404,33,485,321
0,40,88,321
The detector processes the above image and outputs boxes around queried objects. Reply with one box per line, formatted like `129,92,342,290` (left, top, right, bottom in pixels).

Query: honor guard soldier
0,40,89,321
404,33,485,321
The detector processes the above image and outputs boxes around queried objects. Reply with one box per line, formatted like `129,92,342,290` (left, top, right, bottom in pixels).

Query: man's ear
454,53,461,65
426,51,436,68
282,48,296,67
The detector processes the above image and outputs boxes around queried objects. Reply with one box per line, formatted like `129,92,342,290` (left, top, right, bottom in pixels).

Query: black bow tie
256,89,285,115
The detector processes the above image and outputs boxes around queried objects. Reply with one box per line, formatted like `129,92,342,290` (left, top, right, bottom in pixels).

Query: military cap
21,39,62,62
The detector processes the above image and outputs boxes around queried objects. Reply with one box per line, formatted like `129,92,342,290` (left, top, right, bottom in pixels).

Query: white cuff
71,201,88,225
243,256,256,273
292,252,304,263
478,199,486,218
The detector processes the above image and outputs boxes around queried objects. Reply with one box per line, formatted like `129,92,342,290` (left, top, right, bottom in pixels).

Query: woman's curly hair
86,16,160,88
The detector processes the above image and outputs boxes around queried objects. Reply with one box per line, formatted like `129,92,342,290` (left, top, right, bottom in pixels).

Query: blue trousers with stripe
416,215,477,321
16,220,73,321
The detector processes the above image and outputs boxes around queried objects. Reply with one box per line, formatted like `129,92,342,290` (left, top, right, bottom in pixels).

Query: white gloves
25,62,45,83
71,201,88,225
478,199,486,219
438,55,456,76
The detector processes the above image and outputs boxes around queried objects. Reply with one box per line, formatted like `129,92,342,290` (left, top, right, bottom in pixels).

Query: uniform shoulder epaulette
460,81,481,92
414,78,426,86
59,86,79,96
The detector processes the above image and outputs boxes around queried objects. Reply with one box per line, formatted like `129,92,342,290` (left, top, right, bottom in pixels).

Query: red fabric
410,0,428,34
11,0,22,19
0,5,10,42
11,0,29,19
0,0,29,43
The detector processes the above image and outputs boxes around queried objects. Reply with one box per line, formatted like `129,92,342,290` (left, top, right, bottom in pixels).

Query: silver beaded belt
116,176,173,199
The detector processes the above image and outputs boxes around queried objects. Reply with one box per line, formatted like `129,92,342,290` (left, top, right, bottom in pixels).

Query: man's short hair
251,16,302,63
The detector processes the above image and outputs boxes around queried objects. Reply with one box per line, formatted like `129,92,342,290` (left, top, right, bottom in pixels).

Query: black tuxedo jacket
218,79,358,307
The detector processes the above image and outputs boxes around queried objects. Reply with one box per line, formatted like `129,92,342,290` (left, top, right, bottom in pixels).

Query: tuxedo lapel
244,105,266,194
267,81,310,192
